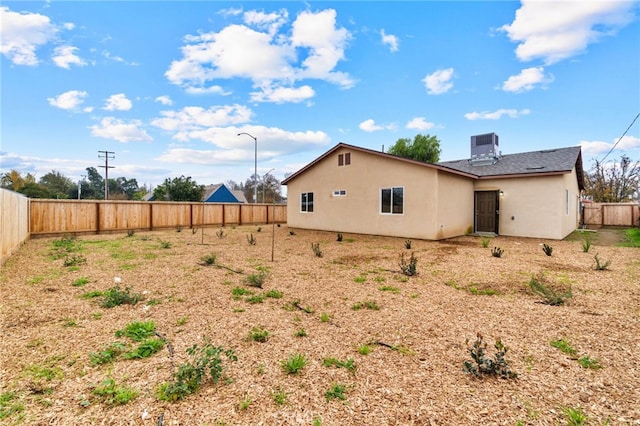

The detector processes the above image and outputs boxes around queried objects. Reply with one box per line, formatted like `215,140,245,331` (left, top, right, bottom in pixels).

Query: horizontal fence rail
582,202,639,227
29,200,287,237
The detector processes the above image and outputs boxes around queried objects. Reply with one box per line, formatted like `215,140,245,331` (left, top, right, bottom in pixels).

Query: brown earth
1,226,639,425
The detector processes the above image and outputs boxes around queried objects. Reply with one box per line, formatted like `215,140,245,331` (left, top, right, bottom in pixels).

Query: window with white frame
380,187,403,214
333,189,346,197
301,192,314,212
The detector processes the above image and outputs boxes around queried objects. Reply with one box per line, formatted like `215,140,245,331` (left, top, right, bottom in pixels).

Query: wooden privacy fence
1,189,30,264
29,200,287,237
582,202,640,227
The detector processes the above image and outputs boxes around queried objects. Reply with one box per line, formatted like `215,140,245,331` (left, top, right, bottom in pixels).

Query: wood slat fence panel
582,202,640,227
28,200,287,236
1,189,30,264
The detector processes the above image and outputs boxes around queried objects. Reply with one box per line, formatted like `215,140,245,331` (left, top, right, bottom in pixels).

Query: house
143,183,247,203
282,133,585,240
203,184,247,203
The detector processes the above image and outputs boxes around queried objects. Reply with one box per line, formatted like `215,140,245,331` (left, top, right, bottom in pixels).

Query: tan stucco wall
286,147,473,240
475,168,581,240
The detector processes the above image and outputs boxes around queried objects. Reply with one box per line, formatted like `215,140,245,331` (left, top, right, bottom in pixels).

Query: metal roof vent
470,132,500,166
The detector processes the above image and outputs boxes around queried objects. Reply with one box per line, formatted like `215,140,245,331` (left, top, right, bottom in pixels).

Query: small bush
215,229,226,239
550,339,577,358
247,234,256,245
159,240,172,249
100,286,143,308
272,389,287,405
480,236,491,248
325,383,347,401
357,344,372,355
115,321,156,341
89,342,127,365
463,333,517,379
379,285,400,294
64,254,87,267
577,356,601,369
201,254,217,266
352,300,380,311
562,406,588,426
156,341,237,401
281,353,308,375
294,328,307,337
322,357,356,373
311,242,323,257
542,243,553,256
72,277,89,287
404,240,412,249
581,236,592,252
92,378,138,405
399,252,418,276
248,327,269,342
126,230,135,237
123,338,165,359
594,253,611,270
491,247,504,258
246,272,266,288
336,233,343,242
320,312,331,323
529,274,572,306
245,294,265,304
265,289,283,299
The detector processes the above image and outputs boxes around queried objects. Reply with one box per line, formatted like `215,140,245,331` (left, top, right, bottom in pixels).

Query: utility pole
98,150,115,200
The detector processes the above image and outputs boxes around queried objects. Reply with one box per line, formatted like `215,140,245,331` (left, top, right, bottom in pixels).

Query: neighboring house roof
203,184,245,203
282,142,584,191
437,146,584,190
231,189,248,203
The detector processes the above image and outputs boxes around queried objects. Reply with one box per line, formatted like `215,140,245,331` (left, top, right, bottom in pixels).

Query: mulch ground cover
1,225,639,425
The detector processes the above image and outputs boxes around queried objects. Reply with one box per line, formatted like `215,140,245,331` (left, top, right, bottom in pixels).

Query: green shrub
581,236,592,252
322,357,356,373
550,338,577,358
281,353,308,375
89,342,127,366
593,253,611,270
248,327,269,342
115,321,156,341
201,254,217,266
577,356,601,369
72,277,89,287
100,286,143,308
245,294,264,304
562,406,588,425
399,252,417,276
246,272,266,288
64,254,87,267
215,229,226,238
352,300,380,311
311,242,323,257
357,344,371,355
325,383,347,401
157,341,237,401
159,240,172,249
123,338,164,359
294,328,307,337
0,391,24,420
272,389,287,405
92,378,138,405
529,274,572,306
463,333,517,379
265,289,283,299
480,236,491,248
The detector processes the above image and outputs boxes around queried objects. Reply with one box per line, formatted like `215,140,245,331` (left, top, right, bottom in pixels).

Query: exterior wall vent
470,133,500,166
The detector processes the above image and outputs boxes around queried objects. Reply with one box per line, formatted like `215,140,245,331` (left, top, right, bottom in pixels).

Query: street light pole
237,132,257,203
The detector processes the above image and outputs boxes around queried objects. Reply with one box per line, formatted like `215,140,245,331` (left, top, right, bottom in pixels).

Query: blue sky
2,1,639,192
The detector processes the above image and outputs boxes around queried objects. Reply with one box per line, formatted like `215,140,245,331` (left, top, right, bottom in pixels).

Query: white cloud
90,117,152,143
380,29,399,52
52,45,86,69
406,117,435,130
165,8,354,103
359,119,396,132
152,105,253,141
155,95,173,106
501,0,636,64
422,68,454,95
580,135,640,157
47,90,88,110
250,84,315,103
464,108,531,120
0,6,57,65
502,66,553,93
103,93,133,111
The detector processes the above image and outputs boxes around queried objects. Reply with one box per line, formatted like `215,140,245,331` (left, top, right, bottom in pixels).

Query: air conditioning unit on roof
470,133,499,166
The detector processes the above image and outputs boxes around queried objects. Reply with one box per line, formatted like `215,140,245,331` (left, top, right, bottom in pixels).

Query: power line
599,112,640,164
98,150,115,200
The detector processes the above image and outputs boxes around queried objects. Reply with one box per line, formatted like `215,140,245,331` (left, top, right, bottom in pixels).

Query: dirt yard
1,226,638,425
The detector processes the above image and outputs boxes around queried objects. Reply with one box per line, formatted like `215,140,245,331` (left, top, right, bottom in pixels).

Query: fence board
28,200,287,236
1,189,30,264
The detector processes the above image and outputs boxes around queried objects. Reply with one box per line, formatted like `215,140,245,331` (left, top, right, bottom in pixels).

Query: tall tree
584,155,640,202
257,174,284,203
243,174,259,203
387,134,442,163
1,170,36,191
19,182,52,198
85,167,105,199
39,170,73,199
153,175,205,201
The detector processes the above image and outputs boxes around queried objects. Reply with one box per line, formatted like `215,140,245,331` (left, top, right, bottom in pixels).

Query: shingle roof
437,146,584,189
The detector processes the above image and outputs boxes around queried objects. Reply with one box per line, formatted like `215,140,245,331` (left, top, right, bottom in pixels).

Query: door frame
474,190,499,234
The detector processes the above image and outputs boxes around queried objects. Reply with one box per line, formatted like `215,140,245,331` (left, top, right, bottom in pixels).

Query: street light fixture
237,132,257,203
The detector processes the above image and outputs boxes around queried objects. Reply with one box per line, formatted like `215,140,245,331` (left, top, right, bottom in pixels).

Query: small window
333,190,346,197
338,154,344,166
338,152,351,166
381,187,403,214
301,192,314,212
